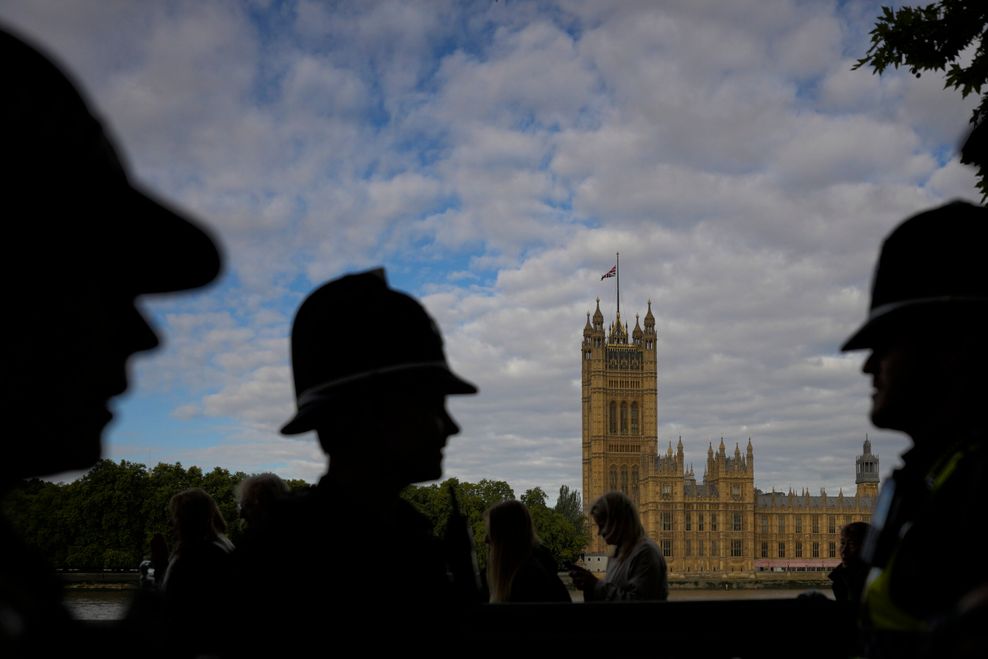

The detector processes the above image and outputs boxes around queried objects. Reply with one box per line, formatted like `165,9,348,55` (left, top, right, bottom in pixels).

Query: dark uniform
841,200,988,658
861,436,988,657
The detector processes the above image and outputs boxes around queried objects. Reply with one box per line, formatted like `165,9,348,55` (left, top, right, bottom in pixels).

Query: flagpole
616,251,620,316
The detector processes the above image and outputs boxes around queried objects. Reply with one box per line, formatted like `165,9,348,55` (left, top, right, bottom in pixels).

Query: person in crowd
238,268,478,653
841,200,988,658
484,500,570,603
826,521,872,656
0,25,221,657
235,473,289,536
568,491,668,601
162,488,235,657
829,521,870,603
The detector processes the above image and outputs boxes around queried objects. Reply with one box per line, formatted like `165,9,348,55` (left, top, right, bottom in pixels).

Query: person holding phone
568,491,668,601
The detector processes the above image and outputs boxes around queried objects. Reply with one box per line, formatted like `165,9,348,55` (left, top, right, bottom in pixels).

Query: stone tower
855,437,880,499
581,298,658,553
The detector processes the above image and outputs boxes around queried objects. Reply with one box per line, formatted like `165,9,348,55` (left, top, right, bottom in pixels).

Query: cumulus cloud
2,1,981,502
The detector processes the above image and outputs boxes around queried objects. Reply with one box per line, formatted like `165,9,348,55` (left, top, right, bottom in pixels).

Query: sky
1,1,981,505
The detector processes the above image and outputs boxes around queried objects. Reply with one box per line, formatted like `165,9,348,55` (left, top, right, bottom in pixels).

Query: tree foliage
401,480,589,570
854,1,988,197
3,463,587,573
0,459,307,569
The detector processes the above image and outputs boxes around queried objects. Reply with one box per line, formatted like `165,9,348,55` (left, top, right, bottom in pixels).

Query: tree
520,487,547,509
553,485,584,529
854,2,988,197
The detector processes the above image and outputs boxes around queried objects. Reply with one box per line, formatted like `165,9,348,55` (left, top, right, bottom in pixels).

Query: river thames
65,587,833,620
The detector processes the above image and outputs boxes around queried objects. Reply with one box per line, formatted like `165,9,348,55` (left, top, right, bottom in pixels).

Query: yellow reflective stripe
862,554,928,632
929,450,963,492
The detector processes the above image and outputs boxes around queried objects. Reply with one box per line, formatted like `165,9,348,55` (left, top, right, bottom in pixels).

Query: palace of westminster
581,298,877,576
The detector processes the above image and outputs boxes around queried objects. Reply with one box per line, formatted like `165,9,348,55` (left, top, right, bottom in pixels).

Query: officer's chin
406,460,444,485
35,411,107,477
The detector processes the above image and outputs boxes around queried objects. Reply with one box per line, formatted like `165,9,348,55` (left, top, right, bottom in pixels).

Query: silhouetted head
169,488,229,553
842,201,988,439
839,521,870,567
484,499,538,603
0,27,222,483
281,268,476,486
486,499,538,549
590,491,644,556
236,473,288,530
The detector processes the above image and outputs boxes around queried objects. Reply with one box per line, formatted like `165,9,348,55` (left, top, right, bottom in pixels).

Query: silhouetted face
2,272,159,481
376,392,460,486
593,513,619,545
862,335,932,437
839,530,862,567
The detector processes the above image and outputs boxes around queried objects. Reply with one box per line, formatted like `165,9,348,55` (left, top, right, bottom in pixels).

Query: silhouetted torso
862,435,988,657
238,475,456,654
507,544,570,603
162,537,235,657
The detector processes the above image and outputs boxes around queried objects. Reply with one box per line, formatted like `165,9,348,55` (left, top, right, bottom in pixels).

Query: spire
592,298,603,328
632,314,643,342
856,434,880,485
644,299,655,328
608,311,628,343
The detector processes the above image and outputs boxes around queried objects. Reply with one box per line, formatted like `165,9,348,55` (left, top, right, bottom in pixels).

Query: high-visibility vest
861,447,967,632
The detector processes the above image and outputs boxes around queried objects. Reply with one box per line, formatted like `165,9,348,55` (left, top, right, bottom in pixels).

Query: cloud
1,1,976,503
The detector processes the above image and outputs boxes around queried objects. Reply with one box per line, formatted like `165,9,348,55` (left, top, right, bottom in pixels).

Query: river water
65,587,831,620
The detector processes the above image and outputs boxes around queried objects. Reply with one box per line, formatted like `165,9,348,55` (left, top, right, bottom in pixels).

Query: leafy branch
854,2,988,198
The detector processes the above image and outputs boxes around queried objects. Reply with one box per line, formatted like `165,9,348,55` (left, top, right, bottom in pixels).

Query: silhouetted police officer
239,268,478,655
842,200,988,658
0,26,221,658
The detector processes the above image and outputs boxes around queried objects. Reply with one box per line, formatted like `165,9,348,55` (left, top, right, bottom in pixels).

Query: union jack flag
601,265,617,280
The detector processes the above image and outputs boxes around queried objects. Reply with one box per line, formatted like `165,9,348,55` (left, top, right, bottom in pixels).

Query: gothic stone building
581,299,878,576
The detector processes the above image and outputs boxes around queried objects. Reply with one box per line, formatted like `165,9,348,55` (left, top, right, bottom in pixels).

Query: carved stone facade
581,300,877,575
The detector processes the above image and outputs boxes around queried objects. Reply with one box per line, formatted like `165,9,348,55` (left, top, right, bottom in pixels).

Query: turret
608,310,628,344
592,298,604,330
643,300,656,350
855,436,880,498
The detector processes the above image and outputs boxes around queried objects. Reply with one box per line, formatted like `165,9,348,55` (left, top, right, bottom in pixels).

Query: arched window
621,465,629,494
609,401,617,434
632,465,640,504
620,402,628,433
609,465,617,491
630,402,639,434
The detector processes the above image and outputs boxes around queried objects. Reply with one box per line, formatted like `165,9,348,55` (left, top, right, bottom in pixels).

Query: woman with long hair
568,491,668,601
484,500,570,603
162,487,236,656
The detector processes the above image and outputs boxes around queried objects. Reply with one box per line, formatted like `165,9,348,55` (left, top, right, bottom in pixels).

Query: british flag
600,265,616,280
